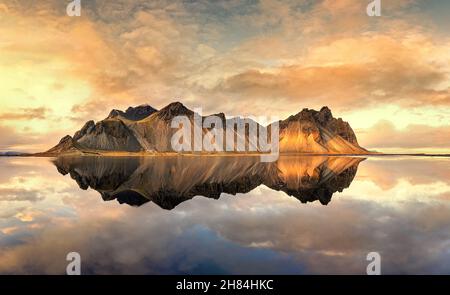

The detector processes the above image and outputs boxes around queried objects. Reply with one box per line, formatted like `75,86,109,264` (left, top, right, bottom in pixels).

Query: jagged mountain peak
156,102,193,120
284,106,347,129
73,120,95,141
44,135,80,155
108,104,157,121
279,105,362,150
320,106,332,113
287,106,332,123
317,106,333,123
59,135,73,144
131,103,151,108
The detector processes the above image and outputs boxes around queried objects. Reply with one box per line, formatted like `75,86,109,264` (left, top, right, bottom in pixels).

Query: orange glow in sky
0,0,449,153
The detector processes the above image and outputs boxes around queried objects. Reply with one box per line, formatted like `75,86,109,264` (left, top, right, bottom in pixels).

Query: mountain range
42,102,370,155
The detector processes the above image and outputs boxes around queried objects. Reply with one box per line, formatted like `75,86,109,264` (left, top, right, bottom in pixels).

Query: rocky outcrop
73,120,95,141
43,135,81,155
155,102,193,121
44,102,369,155
278,106,366,153
108,104,157,121
75,119,143,152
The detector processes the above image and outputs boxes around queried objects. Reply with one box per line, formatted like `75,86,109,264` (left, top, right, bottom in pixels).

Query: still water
0,155,449,274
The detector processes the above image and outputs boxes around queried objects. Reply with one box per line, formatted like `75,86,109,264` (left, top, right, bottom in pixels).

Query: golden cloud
359,120,450,149
0,0,449,152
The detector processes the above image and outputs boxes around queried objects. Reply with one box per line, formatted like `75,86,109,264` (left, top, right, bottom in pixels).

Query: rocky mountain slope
43,102,369,155
278,106,364,153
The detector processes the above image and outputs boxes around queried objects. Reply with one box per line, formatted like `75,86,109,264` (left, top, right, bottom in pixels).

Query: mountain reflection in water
53,156,364,209
2,156,450,274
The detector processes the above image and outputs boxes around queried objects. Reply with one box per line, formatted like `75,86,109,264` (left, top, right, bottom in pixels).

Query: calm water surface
0,155,449,274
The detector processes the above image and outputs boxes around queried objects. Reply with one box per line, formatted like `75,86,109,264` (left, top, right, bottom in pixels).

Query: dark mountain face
44,102,369,155
156,102,194,121
75,119,143,152
305,106,358,145
52,156,364,209
108,104,157,121
73,120,95,141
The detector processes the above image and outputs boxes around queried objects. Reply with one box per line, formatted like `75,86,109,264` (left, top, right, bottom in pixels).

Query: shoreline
1,152,449,158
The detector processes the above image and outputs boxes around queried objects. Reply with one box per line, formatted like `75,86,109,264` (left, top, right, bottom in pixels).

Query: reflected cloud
0,188,44,203
358,157,450,190
1,156,450,274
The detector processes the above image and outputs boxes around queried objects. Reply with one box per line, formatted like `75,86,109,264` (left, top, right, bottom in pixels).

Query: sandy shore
5,151,448,158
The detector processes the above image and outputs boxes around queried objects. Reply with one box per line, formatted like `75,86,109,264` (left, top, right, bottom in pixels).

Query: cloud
0,207,26,219
0,124,69,152
359,120,450,149
209,34,450,113
0,188,44,203
357,157,450,190
1,182,450,274
0,125,37,150
1,0,450,151
0,107,50,121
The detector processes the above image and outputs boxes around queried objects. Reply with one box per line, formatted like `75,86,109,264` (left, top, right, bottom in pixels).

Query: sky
0,0,449,153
